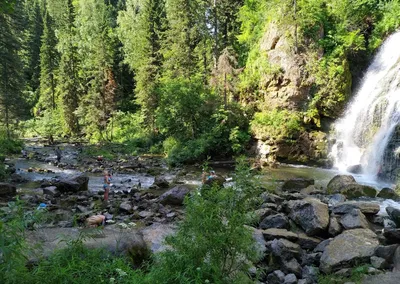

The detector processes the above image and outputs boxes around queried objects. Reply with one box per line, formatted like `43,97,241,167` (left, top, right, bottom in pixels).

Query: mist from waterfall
331,31,400,181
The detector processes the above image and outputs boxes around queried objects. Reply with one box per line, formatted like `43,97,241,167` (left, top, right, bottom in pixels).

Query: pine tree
118,0,166,129
75,0,117,141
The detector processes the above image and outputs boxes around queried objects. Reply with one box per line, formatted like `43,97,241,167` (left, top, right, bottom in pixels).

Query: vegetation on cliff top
1,0,400,164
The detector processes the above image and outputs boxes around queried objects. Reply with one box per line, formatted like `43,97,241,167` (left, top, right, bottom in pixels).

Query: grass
318,265,371,284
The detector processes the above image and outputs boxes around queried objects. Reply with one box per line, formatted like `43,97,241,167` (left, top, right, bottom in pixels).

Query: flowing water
331,31,400,182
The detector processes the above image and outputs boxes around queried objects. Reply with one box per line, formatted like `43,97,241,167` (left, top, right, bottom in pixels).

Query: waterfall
331,31,400,181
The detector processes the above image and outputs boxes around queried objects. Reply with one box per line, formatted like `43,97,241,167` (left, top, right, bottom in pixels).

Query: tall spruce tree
117,0,166,129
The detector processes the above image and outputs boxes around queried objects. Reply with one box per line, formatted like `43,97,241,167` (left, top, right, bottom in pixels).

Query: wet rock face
377,188,399,200
288,198,329,236
319,229,379,273
381,124,400,182
0,183,17,198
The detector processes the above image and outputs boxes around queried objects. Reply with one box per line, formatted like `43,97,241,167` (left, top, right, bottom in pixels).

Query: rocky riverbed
2,142,400,283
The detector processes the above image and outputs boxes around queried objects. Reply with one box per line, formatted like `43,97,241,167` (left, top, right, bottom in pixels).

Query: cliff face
251,23,351,167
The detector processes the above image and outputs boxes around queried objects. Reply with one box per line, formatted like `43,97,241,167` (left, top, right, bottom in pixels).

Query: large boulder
55,174,89,193
259,213,290,230
327,175,356,194
281,178,314,192
340,183,377,199
0,183,17,198
158,185,190,206
320,229,379,273
332,201,380,215
377,188,399,200
288,198,329,236
339,209,369,229
268,238,302,260
383,228,400,243
386,207,400,227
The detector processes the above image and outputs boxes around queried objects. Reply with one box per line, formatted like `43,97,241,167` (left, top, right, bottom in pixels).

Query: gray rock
262,228,298,241
153,176,169,188
138,211,154,218
327,194,347,206
340,209,369,229
301,252,322,266
248,227,267,256
298,280,307,284
269,238,301,260
119,201,133,213
260,213,289,230
332,201,380,215
0,183,17,198
158,185,190,206
393,246,400,272
297,233,321,250
288,198,329,236
327,175,356,194
314,239,331,253
283,273,297,284
340,183,377,199
76,205,88,213
374,244,399,262
320,229,379,273
302,265,319,284
282,258,302,276
386,206,400,227
384,218,397,228
266,270,285,284
329,216,343,236
253,208,276,222
377,188,399,200
281,178,314,192
370,256,389,269
362,272,400,284
43,186,58,197
55,174,89,193
383,228,400,243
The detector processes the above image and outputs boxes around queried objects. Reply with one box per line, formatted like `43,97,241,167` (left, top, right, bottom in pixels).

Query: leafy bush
250,109,302,140
147,157,262,283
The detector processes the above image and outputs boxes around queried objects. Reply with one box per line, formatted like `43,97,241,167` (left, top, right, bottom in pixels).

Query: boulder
10,173,27,183
119,201,133,213
314,239,331,253
346,164,363,174
374,244,399,262
266,270,285,284
283,273,297,284
281,178,314,192
262,228,298,241
327,194,347,206
377,188,399,200
297,233,321,250
393,246,400,272
269,238,302,260
340,183,377,199
320,229,379,273
328,216,343,236
327,175,356,194
288,198,329,236
259,213,290,230
370,256,389,269
0,183,17,198
204,175,225,187
153,176,169,188
332,201,380,215
362,272,400,284
55,175,89,193
43,186,58,197
158,185,190,206
340,209,369,230
386,207,400,227
302,265,319,284
383,228,400,243
282,258,302,276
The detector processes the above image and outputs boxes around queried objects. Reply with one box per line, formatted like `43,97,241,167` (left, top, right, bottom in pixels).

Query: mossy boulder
327,175,356,194
340,183,377,199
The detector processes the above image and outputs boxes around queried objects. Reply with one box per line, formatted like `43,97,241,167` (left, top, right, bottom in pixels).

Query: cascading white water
331,31,400,180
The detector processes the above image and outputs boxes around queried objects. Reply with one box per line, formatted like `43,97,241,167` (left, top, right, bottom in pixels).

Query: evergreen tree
118,0,166,129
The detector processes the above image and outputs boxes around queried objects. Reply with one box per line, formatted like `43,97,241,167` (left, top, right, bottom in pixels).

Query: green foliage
250,109,302,140
21,109,63,138
318,265,370,284
147,157,262,283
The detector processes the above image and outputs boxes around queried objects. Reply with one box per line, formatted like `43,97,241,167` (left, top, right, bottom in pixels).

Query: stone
283,273,297,284
374,244,399,262
138,211,154,218
329,216,343,236
298,280,307,284
340,209,369,229
332,201,380,215
281,178,314,192
320,229,379,273
302,265,319,284
383,228,400,243
253,208,276,222
327,175,356,194
55,174,89,193
377,188,399,200
248,227,267,256
386,207,400,227
393,246,400,272
297,233,322,250
76,205,88,213
10,173,27,183
0,183,17,198
314,239,331,253
347,164,363,174
43,186,58,197
158,185,190,206
259,213,290,230
362,272,400,284
204,175,225,187
282,258,302,277
266,270,285,284
340,183,377,199
262,228,298,241
370,256,389,269
301,252,322,266
269,238,301,261
327,194,347,206
119,201,133,213
384,218,397,228
153,176,169,188
288,198,329,236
